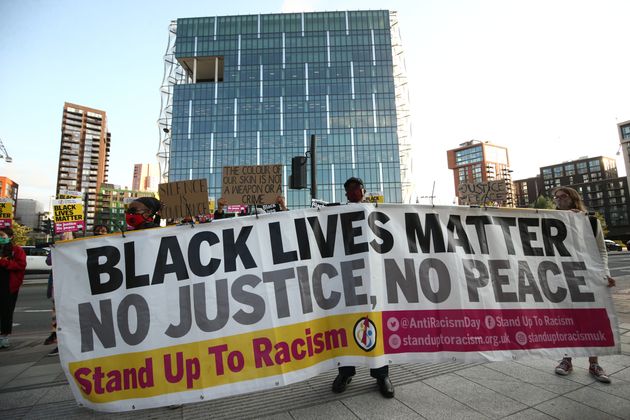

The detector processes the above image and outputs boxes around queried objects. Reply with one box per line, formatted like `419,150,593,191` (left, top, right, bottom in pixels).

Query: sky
1,0,629,210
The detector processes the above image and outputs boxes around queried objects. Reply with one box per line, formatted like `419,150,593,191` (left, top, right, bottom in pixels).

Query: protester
331,177,395,398
258,195,289,213
92,224,109,236
275,195,289,211
551,186,616,383
0,228,27,349
126,197,162,229
213,197,235,220
45,231,76,356
43,251,56,348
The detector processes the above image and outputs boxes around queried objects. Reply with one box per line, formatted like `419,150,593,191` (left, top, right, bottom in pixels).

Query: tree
530,195,555,209
10,222,31,246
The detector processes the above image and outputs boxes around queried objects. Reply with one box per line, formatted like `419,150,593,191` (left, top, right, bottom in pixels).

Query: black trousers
0,280,19,335
339,365,388,379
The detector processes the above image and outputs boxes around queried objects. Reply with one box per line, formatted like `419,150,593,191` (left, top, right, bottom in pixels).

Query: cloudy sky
1,0,628,209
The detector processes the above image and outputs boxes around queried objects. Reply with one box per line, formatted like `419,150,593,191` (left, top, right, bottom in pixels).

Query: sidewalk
2,291,629,419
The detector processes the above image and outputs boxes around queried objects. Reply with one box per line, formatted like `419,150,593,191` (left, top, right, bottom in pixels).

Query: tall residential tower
158,10,413,206
56,102,111,230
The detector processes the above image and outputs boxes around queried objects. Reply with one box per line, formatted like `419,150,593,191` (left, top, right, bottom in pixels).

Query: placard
158,179,209,219
458,180,508,204
52,198,85,233
0,198,14,228
222,164,282,205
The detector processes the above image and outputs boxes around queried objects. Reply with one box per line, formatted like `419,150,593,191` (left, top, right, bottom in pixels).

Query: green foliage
530,195,555,209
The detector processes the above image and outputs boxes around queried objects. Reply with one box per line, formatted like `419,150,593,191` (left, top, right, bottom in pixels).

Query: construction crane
0,138,12,163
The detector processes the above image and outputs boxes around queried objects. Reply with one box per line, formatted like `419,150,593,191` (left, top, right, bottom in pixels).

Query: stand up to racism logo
353,316,377,352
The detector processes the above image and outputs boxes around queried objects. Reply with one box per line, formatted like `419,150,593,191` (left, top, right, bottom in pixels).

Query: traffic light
42,218,52,234
290,156,307,189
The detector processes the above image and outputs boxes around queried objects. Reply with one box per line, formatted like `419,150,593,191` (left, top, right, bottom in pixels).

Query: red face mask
126,213,153,229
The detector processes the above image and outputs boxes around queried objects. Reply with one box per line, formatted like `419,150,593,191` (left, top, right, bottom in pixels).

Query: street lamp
0,138,12,163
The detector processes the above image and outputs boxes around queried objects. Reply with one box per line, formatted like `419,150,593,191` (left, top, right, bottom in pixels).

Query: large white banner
53,204,620,412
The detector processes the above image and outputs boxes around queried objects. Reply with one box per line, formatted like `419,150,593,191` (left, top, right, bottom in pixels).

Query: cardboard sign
0,198,14,228
53,199,85,233
158,179,209,219
222,164,282,205
458,180,508,204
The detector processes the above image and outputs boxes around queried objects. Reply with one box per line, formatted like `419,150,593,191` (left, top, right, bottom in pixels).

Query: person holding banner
332,177,395,398
125,197,162,230
552,186,616,383
257,195,289,213
213,197,235,220
92,224,109,236
0,228,27,349
45,231,76,357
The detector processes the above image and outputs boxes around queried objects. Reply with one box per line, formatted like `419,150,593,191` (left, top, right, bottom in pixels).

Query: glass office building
159,10,413,207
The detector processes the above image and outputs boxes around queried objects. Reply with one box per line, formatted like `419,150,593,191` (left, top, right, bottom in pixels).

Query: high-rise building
539,156,618,191
132,163,160,191
56,102,111,231
512,155,630,238
446,140,513,206
538,156,629,232
158,10,413,206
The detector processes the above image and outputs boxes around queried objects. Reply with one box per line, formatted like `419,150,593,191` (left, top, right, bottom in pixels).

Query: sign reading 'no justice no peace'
458,180,508,205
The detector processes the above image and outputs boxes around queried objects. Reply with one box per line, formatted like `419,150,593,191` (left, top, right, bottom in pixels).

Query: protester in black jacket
331,177,395,398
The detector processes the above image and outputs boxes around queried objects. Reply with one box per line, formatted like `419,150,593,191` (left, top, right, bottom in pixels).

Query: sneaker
555,358,572,375
589,363,611,383
0,336,9,348
47,347,59,357
44,332,57,345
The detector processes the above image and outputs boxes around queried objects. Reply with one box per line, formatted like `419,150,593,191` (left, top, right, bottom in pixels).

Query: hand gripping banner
52,204,620,412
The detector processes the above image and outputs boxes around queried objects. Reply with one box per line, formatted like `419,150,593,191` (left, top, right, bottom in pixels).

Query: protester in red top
0,227,27,349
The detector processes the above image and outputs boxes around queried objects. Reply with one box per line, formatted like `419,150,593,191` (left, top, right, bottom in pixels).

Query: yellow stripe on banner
69,312,383,403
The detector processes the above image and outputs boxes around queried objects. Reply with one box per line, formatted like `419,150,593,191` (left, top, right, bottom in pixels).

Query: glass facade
167,11,406,206
454,145,482,166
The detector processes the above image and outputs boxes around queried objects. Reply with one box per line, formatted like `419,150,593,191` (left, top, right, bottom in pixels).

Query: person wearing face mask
0,227,27,349
330,177,395,398
125,197,162,230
